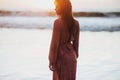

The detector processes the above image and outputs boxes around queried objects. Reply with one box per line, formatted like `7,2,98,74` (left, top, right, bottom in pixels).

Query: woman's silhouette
49,0,80,80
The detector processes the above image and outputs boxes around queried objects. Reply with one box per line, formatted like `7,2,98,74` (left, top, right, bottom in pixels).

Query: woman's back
55,18,79,62
56,18,79,46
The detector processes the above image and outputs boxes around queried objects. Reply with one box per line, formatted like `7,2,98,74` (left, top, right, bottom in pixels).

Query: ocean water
0,16,120,31
0,16,120,80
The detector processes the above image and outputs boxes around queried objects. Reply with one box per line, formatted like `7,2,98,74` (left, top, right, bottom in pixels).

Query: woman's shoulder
74,19,79,26
54,18,62,24
74,19,80,29
53,19,62,30
54,18,65,28
54,18,61,25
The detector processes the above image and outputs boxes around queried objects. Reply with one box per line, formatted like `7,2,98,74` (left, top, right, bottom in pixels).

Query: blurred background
0,0,120,80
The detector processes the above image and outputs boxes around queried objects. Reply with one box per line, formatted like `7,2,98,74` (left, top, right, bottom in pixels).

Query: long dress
49,18,80,80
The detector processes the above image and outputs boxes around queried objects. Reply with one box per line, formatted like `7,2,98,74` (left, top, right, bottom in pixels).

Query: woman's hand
49,63,55,71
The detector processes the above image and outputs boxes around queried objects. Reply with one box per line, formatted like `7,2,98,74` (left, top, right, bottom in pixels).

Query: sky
0,0,120,12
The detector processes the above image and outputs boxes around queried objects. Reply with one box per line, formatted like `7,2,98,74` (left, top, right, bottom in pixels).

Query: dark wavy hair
54,0,75,36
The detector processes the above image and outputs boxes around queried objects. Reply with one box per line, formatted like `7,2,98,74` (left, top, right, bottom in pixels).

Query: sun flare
0,0,120,12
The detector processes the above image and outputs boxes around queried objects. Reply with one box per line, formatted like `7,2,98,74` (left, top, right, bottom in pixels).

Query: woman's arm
49,19,61,70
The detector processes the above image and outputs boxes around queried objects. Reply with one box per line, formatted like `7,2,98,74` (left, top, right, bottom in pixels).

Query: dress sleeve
49,20,61,65
73,21,80,58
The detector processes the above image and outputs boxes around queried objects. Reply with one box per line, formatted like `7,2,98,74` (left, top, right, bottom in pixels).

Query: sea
0,16,120,80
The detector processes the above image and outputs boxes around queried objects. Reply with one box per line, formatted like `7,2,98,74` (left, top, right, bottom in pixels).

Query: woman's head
54,0,75,36
54,0,72,19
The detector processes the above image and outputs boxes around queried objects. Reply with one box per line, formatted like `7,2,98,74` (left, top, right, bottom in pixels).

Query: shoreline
0,10,120,17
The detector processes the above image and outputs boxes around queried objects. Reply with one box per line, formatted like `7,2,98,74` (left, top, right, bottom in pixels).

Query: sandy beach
0,28,120,80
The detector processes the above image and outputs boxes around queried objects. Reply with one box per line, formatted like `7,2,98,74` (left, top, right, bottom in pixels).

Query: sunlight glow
0,0,120,12
0,0,54,11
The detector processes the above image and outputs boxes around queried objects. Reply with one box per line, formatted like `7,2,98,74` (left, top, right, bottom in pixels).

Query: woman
49,0,80,80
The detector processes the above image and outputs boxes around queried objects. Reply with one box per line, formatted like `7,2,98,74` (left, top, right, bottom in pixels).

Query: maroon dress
49,18,80,80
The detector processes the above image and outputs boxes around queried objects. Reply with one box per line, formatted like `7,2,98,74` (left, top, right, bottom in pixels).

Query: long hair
55,0,75,37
